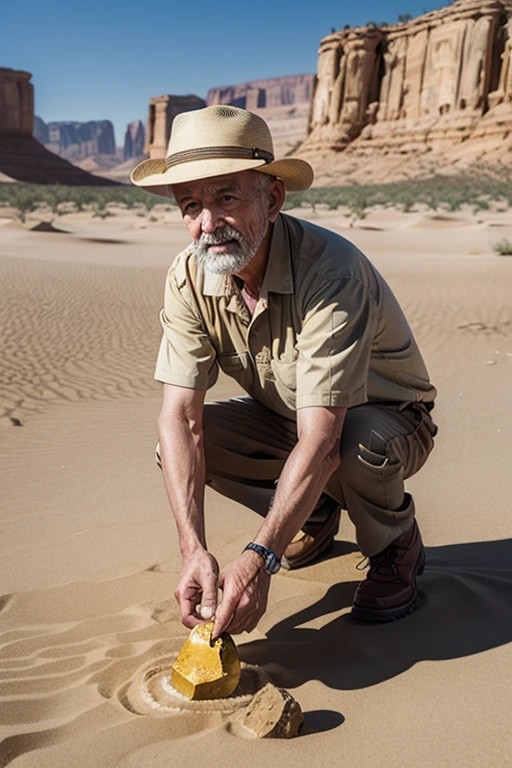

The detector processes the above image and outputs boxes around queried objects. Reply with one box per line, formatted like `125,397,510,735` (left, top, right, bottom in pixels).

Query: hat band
164,146,274,170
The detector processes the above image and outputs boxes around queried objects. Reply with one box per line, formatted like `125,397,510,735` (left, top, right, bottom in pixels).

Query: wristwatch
244,542,281,575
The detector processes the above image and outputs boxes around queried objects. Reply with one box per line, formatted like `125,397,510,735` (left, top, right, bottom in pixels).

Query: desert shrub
8,191,38,222
0,183,174,221
493,239,512,256
283,172,512,218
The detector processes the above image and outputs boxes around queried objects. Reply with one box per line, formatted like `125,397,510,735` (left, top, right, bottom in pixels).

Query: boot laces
357,540,413,583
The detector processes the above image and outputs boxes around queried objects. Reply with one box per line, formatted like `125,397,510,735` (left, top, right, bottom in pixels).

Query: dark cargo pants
198,397,437,556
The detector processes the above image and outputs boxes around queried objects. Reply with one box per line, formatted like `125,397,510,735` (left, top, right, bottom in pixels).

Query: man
131,105,437,640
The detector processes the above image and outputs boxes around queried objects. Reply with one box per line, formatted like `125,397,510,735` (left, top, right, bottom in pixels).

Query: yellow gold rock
171,622,241,700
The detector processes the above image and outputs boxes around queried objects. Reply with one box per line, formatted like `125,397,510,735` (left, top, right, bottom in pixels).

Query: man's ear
268,179,286,222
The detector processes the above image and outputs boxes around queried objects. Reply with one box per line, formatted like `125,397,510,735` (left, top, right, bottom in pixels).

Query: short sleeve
296,276,375,409
154,263,218,390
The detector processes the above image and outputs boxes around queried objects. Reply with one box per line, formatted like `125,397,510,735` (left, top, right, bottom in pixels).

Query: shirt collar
201,213,294,298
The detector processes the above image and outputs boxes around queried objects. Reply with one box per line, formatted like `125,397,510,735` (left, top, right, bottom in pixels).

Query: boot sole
351,548,426,623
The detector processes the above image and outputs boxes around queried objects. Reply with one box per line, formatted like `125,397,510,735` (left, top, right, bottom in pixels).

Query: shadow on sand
239,538,512,691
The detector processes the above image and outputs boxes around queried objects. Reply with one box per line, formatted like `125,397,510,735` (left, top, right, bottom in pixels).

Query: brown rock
0,68,117,185
145,94,206,159
171,622,241,701
243,682,304,739
206,75,314,111
298,0,512,184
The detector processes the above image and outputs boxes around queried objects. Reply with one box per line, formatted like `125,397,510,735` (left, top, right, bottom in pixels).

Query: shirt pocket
271,358,297,392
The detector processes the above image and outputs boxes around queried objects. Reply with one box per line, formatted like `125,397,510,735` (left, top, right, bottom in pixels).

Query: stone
0,68,117,185
0,68,33,136
145,94,206,159
40,119,117,160
298,0,512,184
242,682,304,739
171,622,241,700
206,75,314,111
123,119,145,161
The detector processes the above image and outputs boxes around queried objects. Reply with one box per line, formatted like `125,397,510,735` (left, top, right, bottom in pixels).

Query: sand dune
1,207,511,766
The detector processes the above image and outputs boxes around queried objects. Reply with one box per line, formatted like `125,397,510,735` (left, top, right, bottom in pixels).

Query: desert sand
1,204,511,767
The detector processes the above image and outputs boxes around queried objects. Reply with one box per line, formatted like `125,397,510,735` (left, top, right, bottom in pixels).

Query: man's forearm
253,435,341,558
158,413,207,556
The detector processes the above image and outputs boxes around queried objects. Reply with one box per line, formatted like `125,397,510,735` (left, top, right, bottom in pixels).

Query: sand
1,204,512,767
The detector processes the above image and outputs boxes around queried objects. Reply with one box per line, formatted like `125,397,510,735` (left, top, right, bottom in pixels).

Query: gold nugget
171,622,241,700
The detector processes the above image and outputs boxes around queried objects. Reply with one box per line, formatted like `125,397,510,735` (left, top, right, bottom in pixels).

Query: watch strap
244,542,281,575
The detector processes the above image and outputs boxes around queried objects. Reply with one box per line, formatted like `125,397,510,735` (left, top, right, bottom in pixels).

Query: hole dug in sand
120,658,305,739
122,658,270,716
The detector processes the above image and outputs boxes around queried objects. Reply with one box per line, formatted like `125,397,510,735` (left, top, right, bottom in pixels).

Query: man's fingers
175,560,219,628
212,589,238,638
197,575,218,620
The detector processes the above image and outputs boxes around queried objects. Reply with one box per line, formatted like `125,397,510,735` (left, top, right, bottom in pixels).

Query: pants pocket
388,416,436,479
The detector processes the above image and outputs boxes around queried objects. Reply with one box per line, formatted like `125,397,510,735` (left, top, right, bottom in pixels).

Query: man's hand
174,548,220,628
213,552,271,637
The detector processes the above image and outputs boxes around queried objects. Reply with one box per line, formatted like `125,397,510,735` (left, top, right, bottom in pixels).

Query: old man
131,105,437,638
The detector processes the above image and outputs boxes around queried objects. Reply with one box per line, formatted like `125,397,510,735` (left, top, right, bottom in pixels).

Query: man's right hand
174,548,220,628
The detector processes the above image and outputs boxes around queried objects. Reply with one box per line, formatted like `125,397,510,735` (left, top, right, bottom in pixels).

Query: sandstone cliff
206,74,314,110
145,94,206,159
145,77,314,164
0,69,116,185
298,0,512,184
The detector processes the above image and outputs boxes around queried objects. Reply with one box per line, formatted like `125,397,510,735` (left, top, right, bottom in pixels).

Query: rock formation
298,0,512,184
0,68,116,185
145,95,205,159
145,77,314,163
123,119,145,161
206,74,314,110
35,119,116,161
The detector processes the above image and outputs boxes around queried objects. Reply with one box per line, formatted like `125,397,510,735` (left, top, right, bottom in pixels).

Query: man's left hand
213,552,271,637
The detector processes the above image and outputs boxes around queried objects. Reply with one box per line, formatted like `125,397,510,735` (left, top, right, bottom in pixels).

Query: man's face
172,171,273,275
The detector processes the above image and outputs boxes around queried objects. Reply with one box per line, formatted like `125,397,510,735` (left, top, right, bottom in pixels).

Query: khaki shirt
155,213,436,419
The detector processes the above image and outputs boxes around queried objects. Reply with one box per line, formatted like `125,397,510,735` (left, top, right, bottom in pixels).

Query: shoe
351,519,425,622
281,497,341,570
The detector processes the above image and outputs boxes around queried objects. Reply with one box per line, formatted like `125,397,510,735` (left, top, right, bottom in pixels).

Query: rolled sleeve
154,265,218,390
296,276,375,409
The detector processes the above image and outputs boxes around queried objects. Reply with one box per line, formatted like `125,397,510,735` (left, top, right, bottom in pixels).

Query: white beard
194,223,267,275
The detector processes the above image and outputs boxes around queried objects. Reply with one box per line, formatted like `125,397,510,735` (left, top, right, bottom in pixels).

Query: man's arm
213,405,346,636
158,383,219,627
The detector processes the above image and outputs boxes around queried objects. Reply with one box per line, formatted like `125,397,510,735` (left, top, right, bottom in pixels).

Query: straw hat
130,105,314,195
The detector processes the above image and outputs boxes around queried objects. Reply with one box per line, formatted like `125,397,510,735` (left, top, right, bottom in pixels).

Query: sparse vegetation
1,172,512,229
283,172,512,222
398,13,413,23
0,183,171,221
493,239,512,256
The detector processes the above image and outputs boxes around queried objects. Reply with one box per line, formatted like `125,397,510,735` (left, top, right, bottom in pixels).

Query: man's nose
199,205,223,234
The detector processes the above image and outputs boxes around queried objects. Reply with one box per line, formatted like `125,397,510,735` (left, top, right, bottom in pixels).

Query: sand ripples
0,574,269,766
0,254,164,425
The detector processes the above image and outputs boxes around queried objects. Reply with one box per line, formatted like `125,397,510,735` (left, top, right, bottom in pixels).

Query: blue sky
4,0,448,146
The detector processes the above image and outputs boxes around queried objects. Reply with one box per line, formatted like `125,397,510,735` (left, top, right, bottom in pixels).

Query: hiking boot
351,519,426,622
281,496,341,570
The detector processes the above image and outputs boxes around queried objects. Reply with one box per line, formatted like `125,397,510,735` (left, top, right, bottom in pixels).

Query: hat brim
130,156,313,196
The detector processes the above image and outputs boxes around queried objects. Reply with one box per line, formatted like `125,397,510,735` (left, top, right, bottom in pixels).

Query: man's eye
221,195,235,204
183,202,199,214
